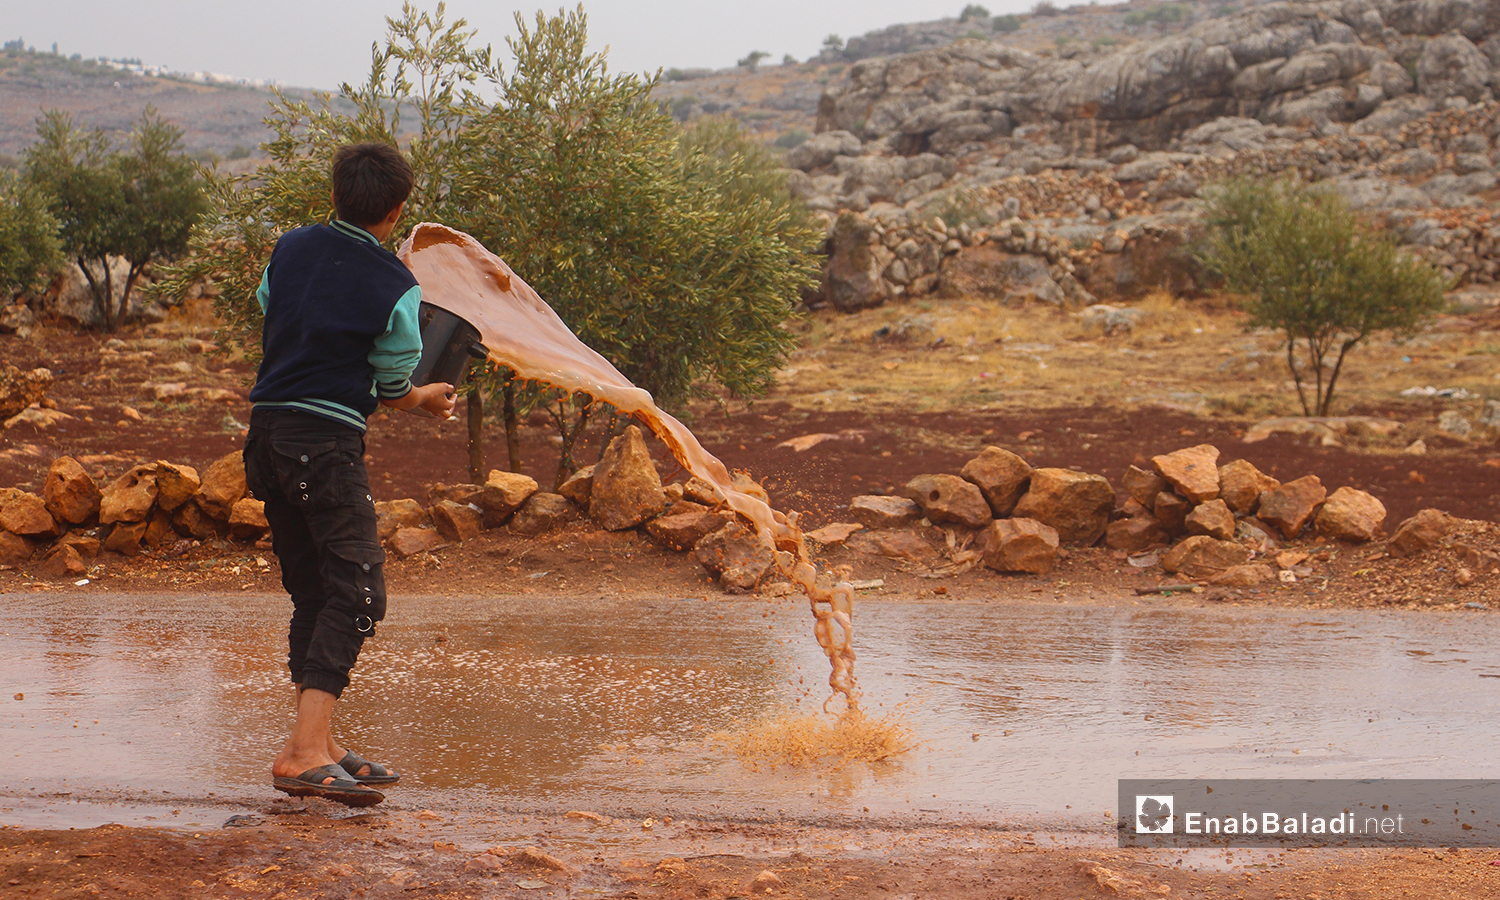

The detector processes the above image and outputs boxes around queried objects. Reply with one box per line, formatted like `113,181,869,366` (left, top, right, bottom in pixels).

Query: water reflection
2,593,1498,828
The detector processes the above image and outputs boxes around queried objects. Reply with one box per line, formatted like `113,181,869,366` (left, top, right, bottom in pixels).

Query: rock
1152,444,1221,503
431,499,484,543
375,499,429,542
682,476,722,506
1184,499,1236,540
804,522,864,546
171,500,220,540
102,520,149,557
590,426,667,531
752,870,785,893
823,212,891,311
1161,536,1252,579
99,464,158,525
1209,563,1276,586
1417,34,1492,103
43,457,102,525
1438,410,1473,437
557,465,595,509
903,473,992,528
0,531,35,565
228,498,269,539
1315,487,1386,542
0,303,37,339
848,495,923,528
960,446,1032,516
1217,459,1279,514
154,462,201,512
55,532,100,560
0,365,53,418
694,522,775,593
389,526,444,557
1012,468,1115,545
1153,491,1192,534
1121,465,1169,507
0,490,61,539
784,130,863,171
478,470,539,524
982,518,1060,574
510,492,579,536
196,452,247,520
1105,516,1169,553
41,543,87,577
1479,400,1500,429
848,530,940,563
1387,508,1454,558
143,509,174,547
428,482,484,507
1081,304,1149,336
646,508,730,551
936,246,1064,305
1256,475,1326,538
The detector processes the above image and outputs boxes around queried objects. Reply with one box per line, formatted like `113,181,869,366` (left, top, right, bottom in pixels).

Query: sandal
338,750,400,786
272,764,385,807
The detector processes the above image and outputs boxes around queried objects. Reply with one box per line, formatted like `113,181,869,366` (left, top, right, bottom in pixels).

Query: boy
243,142,454,807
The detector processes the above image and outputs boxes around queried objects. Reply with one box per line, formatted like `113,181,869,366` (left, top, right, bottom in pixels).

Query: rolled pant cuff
299,672,349,700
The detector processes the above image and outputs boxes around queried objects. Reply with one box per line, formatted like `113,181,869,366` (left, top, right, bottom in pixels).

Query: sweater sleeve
369,284,423,399
256,265,271,313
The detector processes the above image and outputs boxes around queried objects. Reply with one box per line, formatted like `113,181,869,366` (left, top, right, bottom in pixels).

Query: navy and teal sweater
249,220,422,431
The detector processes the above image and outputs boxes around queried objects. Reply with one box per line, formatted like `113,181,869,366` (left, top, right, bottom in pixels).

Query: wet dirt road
3,590,1499,835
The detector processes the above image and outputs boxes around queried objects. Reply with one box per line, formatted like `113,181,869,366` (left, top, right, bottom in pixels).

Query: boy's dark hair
331,143,414,228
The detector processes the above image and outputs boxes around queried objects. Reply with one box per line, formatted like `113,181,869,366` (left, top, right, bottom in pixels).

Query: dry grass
772,293,1500,427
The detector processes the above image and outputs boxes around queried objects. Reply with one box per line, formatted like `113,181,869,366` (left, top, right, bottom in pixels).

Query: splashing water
398,223,860,713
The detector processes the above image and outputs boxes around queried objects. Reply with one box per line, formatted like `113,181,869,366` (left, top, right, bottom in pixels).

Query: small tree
822,34,843,53
24,108,206,329
1199,178,1449,417
960,4,992,22
0,169,61,298
737,50,769,70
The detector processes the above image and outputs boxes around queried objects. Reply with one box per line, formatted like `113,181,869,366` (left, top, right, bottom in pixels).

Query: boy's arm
369,284,423,402
371,285,456,419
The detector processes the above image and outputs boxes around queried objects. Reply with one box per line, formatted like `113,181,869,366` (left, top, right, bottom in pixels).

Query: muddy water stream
3,592,1498,831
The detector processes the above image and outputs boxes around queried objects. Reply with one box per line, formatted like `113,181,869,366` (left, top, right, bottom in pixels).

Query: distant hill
0,46,341,164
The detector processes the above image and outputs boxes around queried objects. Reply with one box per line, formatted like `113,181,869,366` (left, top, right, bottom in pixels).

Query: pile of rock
375,425,783,594
0,453,263,575
836,441,1454,584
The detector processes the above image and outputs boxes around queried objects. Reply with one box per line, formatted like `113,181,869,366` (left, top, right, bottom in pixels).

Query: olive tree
0,169,61,298
25,108,207,330
156,3,820,485
1199,178,1448,417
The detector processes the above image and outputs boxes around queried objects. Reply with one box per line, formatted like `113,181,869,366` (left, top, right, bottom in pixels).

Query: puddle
3,593,1499,830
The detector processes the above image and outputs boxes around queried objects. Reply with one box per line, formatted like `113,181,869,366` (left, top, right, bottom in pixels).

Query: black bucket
411,302,487,387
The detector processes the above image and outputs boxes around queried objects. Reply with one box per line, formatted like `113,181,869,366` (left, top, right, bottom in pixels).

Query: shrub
992,14,1022,31
774,127,810,149
1198,179,1449,416
1032,1,1060,16
737,50,769,70
959,3,991,21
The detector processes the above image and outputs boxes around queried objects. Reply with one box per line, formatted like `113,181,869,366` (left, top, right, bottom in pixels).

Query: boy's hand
382,382,456,419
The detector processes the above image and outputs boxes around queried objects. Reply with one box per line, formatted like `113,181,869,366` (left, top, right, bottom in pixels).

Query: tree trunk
77,257,110,331
118,262,145,331
554,399,592,491
502,380,521,474
466,382,484,484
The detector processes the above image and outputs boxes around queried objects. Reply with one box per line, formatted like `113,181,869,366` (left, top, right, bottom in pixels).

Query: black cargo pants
243,407,386,698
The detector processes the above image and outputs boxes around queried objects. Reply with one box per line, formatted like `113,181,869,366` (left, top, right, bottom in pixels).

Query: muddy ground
3,296,1500,897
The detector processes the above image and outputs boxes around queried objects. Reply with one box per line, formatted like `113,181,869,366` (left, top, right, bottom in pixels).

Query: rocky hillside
744,0,1500,312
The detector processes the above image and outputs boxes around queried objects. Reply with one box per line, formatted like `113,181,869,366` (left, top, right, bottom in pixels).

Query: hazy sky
5,0,1048,90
